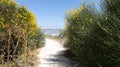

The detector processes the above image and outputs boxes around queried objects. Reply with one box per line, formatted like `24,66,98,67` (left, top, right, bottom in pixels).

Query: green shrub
65,4,97,66
28,28,45,50
65,0,120,67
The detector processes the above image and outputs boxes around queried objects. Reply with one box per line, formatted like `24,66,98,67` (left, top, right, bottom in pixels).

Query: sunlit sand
37,38,72,67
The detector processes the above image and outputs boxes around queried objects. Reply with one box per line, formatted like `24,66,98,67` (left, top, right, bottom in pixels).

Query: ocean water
42,29,63,36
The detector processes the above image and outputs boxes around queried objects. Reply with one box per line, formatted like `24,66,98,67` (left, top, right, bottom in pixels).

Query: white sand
37,38,72,67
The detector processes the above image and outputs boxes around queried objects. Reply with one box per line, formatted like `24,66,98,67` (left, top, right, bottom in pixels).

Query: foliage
0,0,44,65
65,0,120,67
28,28,45,50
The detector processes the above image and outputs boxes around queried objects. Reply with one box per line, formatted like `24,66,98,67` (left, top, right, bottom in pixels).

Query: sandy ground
37,38,73,67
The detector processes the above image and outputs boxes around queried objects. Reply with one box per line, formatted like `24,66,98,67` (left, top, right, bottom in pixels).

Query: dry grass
0,27,39,67
0,49,38,67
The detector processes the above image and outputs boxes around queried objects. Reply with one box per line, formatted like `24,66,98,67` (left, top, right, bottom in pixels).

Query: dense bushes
28,28,45,50
65,0,120,67
0,0,44,63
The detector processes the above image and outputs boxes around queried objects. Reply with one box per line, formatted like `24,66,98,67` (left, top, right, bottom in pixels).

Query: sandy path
37,38,73,67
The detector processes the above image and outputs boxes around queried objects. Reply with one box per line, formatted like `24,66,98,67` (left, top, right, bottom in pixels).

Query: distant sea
42,29,63,36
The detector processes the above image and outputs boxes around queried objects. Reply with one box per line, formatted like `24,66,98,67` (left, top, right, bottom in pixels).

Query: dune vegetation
65,0,120,67
0,0,45,66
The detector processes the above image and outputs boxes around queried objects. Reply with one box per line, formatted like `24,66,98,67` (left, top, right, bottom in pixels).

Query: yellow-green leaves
0,0,38,37
0,22,4,28
89,18,93,22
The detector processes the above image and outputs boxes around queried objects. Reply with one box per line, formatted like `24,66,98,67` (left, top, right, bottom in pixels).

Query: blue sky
15,0,100,29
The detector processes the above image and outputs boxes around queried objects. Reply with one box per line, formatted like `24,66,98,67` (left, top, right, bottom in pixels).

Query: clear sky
15,0,100,29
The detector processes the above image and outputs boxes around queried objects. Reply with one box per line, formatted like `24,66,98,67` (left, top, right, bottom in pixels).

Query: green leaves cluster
65,0,120,67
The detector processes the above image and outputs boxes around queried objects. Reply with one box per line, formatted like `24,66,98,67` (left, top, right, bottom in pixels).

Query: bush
28,28,45,50
65,0,120,67
0,0,45,63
